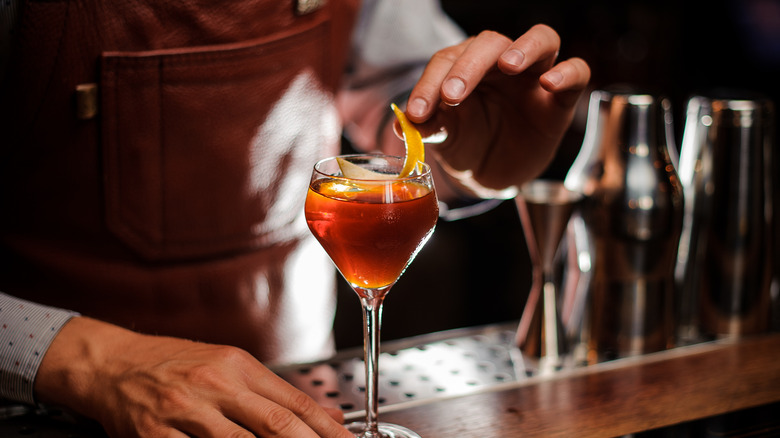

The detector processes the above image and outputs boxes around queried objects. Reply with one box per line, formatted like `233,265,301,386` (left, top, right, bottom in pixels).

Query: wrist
430,150,519,201
34,316,137,413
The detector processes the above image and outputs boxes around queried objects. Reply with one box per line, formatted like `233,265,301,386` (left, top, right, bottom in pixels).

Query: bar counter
2,325,779,437
376,332,780,437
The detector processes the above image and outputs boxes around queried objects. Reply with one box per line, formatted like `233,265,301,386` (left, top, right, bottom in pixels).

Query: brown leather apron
0,0,360,364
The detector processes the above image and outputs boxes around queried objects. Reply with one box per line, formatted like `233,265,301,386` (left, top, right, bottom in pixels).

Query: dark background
333,0,780,349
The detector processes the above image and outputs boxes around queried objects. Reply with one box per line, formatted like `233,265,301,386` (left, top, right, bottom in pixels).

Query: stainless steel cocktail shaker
565,89,684,363
675,92,775,340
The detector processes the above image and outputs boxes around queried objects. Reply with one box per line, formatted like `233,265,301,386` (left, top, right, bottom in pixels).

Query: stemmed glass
305,154,438,438
514,180,582,373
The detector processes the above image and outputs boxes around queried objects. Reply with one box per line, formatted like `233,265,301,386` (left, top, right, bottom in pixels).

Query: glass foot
345,421,421,438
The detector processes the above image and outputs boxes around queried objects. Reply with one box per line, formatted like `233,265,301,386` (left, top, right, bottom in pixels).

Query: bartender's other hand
35,317,352,438
405,24,590,193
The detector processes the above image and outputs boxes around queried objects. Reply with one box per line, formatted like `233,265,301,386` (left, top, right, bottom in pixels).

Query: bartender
0,0,590,436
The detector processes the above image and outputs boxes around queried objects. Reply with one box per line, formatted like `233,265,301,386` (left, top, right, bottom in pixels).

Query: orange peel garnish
336,157,396,180
391,103,424,177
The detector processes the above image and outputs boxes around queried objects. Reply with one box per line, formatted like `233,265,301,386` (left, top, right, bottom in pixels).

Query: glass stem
360,294,385,436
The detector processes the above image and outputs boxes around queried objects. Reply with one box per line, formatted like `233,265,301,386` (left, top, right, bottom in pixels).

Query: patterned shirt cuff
0,292,79,405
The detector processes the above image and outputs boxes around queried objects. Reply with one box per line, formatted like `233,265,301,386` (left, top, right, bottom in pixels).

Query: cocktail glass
305,154,438,438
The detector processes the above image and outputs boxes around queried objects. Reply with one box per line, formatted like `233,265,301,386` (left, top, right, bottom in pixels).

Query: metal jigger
514,180,582,374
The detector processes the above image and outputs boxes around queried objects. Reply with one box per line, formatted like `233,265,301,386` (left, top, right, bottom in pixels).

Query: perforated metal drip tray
273,322,543,420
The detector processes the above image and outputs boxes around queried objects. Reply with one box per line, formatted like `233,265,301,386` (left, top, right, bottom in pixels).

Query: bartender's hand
405,24,590,194
35,317,352,438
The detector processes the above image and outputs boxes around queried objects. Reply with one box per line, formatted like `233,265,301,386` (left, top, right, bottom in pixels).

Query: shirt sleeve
0,292,79,405
338,0,466,151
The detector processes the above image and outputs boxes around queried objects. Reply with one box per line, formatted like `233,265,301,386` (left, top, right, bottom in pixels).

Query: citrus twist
391,103,425,177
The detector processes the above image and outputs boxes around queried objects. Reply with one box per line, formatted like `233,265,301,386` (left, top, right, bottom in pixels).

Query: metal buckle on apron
75,83,99,120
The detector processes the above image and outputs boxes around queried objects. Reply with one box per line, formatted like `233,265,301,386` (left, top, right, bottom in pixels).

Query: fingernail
501,49,525,68
543,71,563,86
443,77,466,100
406,97,428,117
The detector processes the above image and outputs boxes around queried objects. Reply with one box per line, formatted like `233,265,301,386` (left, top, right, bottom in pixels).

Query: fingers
408,32,513,121
170,408,257,438
438,31,513,106
540,56,591,91
165,376,349,438
219,389,351,438
408,24,570,124
497,23,561,75
207,350,351,438
406,39,470,122
282,392,352,438
323,406,346,424
228,392,321,438
540,57,591,107
159,430,192,438
222,356,351,437
166,395,331,438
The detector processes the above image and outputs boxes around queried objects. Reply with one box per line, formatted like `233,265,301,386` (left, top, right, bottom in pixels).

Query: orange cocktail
305,176,437,294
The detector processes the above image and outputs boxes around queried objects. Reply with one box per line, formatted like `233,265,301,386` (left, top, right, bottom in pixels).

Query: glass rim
312,153,433,182
520,178,583,204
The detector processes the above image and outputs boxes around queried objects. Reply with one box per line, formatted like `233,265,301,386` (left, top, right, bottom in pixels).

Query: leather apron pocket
100,17,339,261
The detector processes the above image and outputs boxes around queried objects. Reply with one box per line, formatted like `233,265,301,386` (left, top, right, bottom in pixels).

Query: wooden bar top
376,333,780,437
